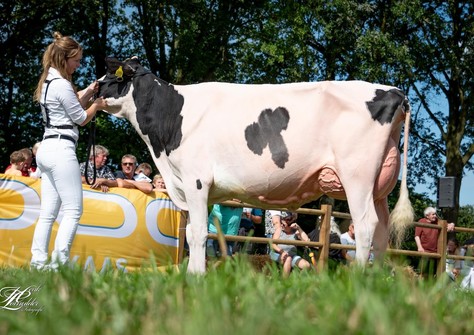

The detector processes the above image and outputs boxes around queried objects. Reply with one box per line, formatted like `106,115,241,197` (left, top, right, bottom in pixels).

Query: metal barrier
178,201,474,277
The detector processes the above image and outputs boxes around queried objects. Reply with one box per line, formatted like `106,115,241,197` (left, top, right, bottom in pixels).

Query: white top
340,232,356,259
41,68,87,141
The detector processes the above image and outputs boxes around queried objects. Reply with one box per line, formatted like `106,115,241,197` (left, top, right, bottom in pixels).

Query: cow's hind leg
344,187,379,266
372,198,390,263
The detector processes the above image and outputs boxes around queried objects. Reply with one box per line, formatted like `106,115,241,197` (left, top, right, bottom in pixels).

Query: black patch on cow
196,179,202,190
245,107,290,169
133,75,184,158
366,89,406,125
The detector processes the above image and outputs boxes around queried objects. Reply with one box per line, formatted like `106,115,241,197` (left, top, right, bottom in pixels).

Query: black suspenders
41,78,74,129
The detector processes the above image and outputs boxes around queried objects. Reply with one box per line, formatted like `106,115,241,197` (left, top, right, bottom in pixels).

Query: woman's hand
86,80,99,96
93,97,108,110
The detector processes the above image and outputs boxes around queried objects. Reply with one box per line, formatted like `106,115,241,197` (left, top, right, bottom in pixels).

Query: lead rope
84,116,97,185
84,84,98,186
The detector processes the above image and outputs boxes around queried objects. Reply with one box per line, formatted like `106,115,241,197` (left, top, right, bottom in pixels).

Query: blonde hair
152,174,163,183
34,31,82,102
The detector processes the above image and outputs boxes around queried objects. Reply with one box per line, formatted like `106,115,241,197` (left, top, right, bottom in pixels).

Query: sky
414,172,473,207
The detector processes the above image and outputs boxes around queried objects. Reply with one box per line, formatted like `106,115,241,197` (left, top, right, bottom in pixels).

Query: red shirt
415,218,439,253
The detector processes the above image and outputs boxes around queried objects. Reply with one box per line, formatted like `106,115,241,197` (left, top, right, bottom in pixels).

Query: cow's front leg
185,187,210,274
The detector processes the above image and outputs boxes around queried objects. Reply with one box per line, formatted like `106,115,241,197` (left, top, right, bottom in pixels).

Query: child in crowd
152,174,167,193
4,150,26,176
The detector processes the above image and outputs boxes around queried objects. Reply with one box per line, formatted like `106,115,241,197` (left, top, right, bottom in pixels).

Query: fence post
317,204,332,272
436,219,447,277
178,211,188,264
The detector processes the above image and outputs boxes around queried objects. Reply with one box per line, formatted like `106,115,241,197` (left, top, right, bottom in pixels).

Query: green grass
0,257,472,335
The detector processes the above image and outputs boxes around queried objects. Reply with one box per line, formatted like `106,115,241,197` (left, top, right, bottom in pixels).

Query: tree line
1,0,472,225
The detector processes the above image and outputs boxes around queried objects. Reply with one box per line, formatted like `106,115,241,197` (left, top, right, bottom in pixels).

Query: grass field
0,256,472,335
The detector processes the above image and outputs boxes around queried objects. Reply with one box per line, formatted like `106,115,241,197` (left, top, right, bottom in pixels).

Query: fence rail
178,201,474,277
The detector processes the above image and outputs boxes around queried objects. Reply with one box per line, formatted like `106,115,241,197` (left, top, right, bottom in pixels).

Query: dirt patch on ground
247,254,273,271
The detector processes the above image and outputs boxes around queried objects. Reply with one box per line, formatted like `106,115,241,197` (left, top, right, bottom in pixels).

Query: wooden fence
177,201,474,277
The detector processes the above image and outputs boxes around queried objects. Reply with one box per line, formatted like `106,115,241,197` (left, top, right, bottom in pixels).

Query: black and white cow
98,57,414,274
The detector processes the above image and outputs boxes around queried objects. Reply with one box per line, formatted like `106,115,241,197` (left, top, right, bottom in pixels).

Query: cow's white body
99,58,414,273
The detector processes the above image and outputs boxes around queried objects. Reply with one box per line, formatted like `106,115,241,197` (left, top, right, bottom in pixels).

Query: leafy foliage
1,1,472,219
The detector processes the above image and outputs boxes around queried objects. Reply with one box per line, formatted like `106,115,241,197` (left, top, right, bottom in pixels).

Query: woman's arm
77,81,98,108
80,97,107,126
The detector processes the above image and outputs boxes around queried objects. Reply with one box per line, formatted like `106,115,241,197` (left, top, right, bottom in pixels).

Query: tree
0,1,70,162
2,1,472,228
392,1,473,223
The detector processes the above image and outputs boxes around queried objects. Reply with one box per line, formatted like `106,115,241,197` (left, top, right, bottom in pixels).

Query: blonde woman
30,32,107,270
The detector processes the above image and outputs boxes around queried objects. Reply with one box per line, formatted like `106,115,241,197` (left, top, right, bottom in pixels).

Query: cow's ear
105,57,123,73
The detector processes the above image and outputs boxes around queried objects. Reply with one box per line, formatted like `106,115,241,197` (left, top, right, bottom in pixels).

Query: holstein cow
98,57,414,274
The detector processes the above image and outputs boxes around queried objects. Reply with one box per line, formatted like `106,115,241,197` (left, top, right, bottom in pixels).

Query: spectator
135,162,152,176
308,217,347,269
414,206,455,277
134,162,153,182
265,210,285,248
340,220,374,264
446,237,462,281
19,148,33,177
4,148,32,177
113,154,153,194
460,237,474,278
4,150,26,176
207,202,243,257
80,144,117,193
460,237,474,289
269,212,312,277
235,207,264,254
340,221,357,263
114,154,137,180
152,174,167,193
115,154,153,194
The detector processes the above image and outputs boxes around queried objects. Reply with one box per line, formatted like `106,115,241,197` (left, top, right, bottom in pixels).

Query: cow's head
98,57,148,118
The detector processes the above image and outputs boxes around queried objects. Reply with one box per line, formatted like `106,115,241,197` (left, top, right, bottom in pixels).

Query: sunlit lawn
0,256,472,335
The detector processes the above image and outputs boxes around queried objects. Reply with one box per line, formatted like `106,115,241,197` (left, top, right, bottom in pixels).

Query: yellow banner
0,174,182,271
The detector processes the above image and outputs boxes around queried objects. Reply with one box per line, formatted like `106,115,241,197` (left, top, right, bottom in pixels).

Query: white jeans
30,137,83,269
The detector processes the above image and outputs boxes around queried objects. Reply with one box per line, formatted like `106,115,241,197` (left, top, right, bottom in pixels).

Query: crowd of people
4,141,167,271
205,204,474,281
4,143,165,194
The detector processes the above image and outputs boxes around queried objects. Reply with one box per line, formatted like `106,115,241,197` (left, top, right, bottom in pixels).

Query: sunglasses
122,162,134,166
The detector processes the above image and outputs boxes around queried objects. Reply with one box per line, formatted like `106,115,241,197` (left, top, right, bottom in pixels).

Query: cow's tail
390,99,414,247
